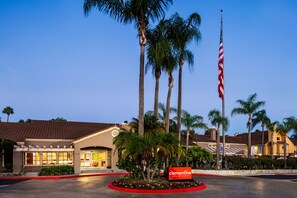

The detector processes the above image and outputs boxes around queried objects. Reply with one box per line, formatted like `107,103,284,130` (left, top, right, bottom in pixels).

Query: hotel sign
168,167,192,181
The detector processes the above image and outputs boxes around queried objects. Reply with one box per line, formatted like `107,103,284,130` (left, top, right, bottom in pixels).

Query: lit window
25,152,41,165
42,152,57,165
58,152,73,165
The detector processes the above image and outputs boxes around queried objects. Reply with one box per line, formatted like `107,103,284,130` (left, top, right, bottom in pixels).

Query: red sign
168,167,192,181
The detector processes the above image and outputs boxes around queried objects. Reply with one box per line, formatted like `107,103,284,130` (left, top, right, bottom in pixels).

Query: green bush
224,156,297,170
38,165,74,176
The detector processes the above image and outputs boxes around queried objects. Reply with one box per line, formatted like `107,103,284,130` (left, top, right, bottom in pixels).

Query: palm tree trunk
216,125,220,170
271,132,274,159
177,64,183,143
138,27,146,136
165,72,173,133
248,115,252,159
7,115,9,122
284,135,287,169
261,124,265,156
186,129,190,166
153,73,161,118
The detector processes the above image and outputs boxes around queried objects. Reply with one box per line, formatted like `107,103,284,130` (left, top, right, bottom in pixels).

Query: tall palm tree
251,109,270,155
267,121,279,159
231,93,265,159
2,106,14,122
146,20,171,118
179,110,207,166
208,109,229,170
285,116,297,138
84,0,173,136
169,12,202,145
163,51,178,132
276,121,291,169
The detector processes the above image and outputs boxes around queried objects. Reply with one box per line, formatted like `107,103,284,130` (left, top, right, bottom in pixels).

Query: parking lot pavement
0,175,296,198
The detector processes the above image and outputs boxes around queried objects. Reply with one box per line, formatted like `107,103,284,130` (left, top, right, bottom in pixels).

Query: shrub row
223,156,297,170
38,165,74,176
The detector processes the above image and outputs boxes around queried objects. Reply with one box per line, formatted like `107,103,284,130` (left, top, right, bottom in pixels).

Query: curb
108,182,207,194
0,172,129,181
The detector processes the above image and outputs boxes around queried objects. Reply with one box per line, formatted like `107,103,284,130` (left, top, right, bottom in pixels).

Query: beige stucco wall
13,151,23,173
266,131,295,156
73,127,119,174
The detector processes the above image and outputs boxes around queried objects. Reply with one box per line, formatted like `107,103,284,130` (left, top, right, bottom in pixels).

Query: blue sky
0,0,296,136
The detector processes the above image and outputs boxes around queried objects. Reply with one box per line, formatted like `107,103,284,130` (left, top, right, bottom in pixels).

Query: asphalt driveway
0,175,296,198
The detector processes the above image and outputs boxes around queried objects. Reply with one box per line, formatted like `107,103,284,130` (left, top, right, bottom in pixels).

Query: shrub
38,165,74,176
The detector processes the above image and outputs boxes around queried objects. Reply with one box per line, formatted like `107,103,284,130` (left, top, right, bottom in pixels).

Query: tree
267,121,279,159
113,129,180,180
129,111,163,133
158,102,176,129
231,93,265,159
169,12,201,146
146,20,171,118
50,117,67,121
284,116,297,138
276,120,291,169
179,110,207,166
84,0,173,136
187,146,213,168
163,51,178,133
2,106,14,122
251,109,270,155
208,109,229,170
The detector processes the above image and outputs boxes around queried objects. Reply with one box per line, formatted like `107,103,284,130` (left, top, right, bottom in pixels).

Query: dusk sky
1,0,296,136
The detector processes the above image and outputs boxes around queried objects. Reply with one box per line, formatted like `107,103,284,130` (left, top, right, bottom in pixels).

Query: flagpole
220,10,226,158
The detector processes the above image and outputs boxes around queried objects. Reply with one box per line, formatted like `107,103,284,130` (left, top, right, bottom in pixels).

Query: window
58,152,73,165
25,152,41,165
25,152,73,166
42,152,57,165
258,146,263,153
277,137,281,141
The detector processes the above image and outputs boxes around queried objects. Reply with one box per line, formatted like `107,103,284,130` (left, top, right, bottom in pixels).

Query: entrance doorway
80,150,107,168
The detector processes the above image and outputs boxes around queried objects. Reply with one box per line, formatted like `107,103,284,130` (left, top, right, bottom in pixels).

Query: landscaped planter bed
109,177,206,194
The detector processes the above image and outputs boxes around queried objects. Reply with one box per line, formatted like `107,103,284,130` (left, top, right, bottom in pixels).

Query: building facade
0,120,123,174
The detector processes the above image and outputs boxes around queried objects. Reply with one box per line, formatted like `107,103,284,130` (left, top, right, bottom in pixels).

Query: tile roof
234,130,269,145
190,134,246,144
0,120,118,142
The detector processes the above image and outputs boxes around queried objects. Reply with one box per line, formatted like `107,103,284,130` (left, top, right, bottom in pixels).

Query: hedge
38,165,74,176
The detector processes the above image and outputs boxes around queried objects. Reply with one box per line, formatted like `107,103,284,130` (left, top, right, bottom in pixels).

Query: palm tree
158,102,176,129
84,0,173,136
231,93,265,159
188,146,213,168
285,116,297,138
163,53,178,132
169,12,202,145
251,109,270,155
146,20,171,118
208,109,229,169
2,106,14,122
179,110,207,166
267,121,279,159
276,120,292,169
113,129,179,180
129,111,163,133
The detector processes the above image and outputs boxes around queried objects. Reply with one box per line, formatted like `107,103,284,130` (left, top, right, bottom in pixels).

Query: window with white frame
25,152,41,165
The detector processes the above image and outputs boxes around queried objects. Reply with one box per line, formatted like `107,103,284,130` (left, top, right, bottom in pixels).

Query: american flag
218,14,224,100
